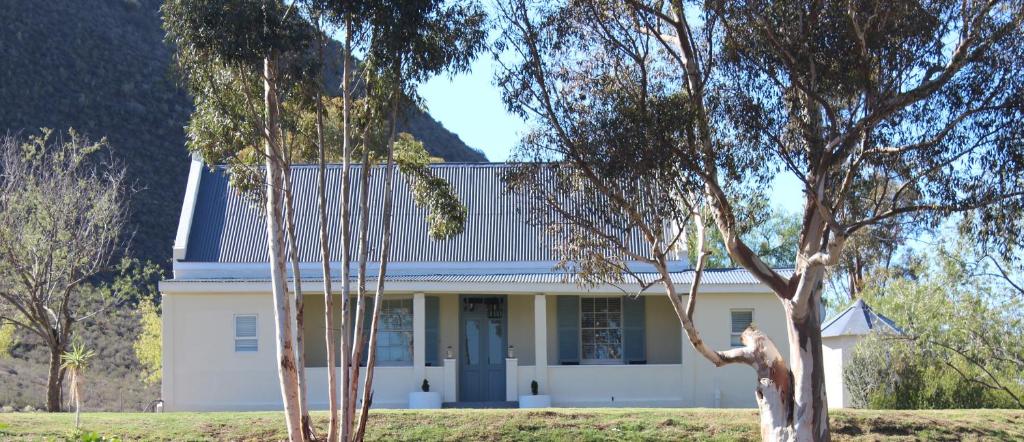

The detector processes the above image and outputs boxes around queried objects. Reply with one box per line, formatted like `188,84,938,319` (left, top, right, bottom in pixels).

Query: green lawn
0,408,1021,441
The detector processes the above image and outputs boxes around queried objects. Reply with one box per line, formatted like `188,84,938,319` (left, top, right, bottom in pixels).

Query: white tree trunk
283,167,313,439
338,16,354,442
345,118,373,440
354,97,400,441
263,54,304,442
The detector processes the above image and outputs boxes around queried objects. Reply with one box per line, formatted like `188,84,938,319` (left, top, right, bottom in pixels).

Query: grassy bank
0,408,1021,441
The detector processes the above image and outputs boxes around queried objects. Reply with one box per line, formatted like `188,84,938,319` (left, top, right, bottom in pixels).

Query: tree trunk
316,30,340,442
264,53,304,442
783,275,830,441
45,344,64,412
346,114,374,438
338,17,354,441
283,167,313,440
354,94,400,442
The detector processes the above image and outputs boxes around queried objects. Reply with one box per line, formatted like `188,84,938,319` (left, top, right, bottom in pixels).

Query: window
730,310,753,347
377,298,413,366
234,314,258,352
581,297,622,362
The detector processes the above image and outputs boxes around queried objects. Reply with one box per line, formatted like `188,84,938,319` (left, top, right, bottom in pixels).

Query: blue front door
459,296,507,402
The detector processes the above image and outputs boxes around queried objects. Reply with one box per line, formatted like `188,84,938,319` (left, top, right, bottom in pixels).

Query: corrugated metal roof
821,299,901,337
165,268,787,285
184,163,652,263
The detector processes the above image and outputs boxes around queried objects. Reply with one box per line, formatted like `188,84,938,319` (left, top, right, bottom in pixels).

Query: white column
533,293,548,394
160,293,174,411
413,292,426,390
443,358,457,402
505,358,519,401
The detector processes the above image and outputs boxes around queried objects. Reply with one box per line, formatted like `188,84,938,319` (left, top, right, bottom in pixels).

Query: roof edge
172,155,204,261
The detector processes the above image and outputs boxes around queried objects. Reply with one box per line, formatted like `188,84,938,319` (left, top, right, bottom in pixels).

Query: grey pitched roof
183,163,654,264
821,299,901,337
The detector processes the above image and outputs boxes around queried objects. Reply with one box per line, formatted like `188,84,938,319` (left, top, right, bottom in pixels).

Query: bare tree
0,130,130,412
497,0,1024,439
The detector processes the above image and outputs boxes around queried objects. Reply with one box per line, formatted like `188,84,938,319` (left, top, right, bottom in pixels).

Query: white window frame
234,314,259,353
730,309,754,348
375,297,414,367
579,296,624,364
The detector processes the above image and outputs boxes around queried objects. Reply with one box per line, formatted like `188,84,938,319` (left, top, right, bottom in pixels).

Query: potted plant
518,379,551,408
408,378,442,409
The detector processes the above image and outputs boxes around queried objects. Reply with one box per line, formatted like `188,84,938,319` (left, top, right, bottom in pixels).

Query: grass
0,408,1021,441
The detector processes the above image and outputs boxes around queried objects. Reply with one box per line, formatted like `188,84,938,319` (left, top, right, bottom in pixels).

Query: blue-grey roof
821,299,901,337
183,163,654,264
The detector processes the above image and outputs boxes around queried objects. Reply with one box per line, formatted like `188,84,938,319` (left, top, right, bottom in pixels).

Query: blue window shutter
556,295,580,365
425,296,440,366
623,296,646,364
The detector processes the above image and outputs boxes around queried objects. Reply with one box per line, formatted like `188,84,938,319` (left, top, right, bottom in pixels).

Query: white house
159,158,863,411
821,299,901,408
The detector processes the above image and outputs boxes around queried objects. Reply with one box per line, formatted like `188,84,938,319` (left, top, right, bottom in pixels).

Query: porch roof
160,267,792,290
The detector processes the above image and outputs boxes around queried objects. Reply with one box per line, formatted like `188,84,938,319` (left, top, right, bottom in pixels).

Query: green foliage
844,238,1024,409
0,322,15,358
133,299,162,386
690,203,800,269
395,134,466,240
61,343,97,372
844,333,1013,409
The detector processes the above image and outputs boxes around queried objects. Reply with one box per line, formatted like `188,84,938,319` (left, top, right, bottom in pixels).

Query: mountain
0,0,487,268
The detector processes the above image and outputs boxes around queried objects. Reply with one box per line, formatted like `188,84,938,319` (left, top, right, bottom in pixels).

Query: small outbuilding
820,299,901,408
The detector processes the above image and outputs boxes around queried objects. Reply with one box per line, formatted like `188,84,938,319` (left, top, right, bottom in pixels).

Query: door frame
457,294,508,402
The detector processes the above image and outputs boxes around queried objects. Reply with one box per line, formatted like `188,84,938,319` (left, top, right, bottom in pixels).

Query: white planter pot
408,391,442,409
518,394,552,408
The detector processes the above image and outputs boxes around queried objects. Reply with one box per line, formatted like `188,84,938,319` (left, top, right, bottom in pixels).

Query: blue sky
419,56,806,215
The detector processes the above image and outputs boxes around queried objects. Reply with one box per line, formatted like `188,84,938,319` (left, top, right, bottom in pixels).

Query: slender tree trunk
316,27,340,442
338,17,354,441
354,94,401,442
346,131,373,435
283,167,313,440
73,375,81,428
45,344,64,412
264,53,304,442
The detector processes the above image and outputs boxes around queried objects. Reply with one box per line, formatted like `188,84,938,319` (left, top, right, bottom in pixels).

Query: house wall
823,335,860,408
162,292,288,411
683,293,791,408
507,295,535,365
163,288,791,410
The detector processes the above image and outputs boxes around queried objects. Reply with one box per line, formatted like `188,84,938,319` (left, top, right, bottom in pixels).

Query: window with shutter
377,298,414,366
730,310,753,347
234,314,258,352
580,297,623,363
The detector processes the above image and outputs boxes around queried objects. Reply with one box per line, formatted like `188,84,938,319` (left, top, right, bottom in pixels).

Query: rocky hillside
0,0,486,268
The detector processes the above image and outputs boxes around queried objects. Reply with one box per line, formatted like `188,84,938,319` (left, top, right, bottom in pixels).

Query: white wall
822,335,860,408
682,293,791,408
163,288,792,410
161,292,429,411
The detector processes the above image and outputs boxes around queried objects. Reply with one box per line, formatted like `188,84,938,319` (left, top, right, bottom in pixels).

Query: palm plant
61,343,96,428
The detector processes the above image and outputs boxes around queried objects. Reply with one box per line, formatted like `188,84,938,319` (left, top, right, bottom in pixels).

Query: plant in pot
519,379,551,408
409,378,442,409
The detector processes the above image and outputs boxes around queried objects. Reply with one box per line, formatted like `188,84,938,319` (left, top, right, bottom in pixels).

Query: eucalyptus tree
162,2,316,439
342,3,485,439
0,130,130,412
496,0,1024,440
